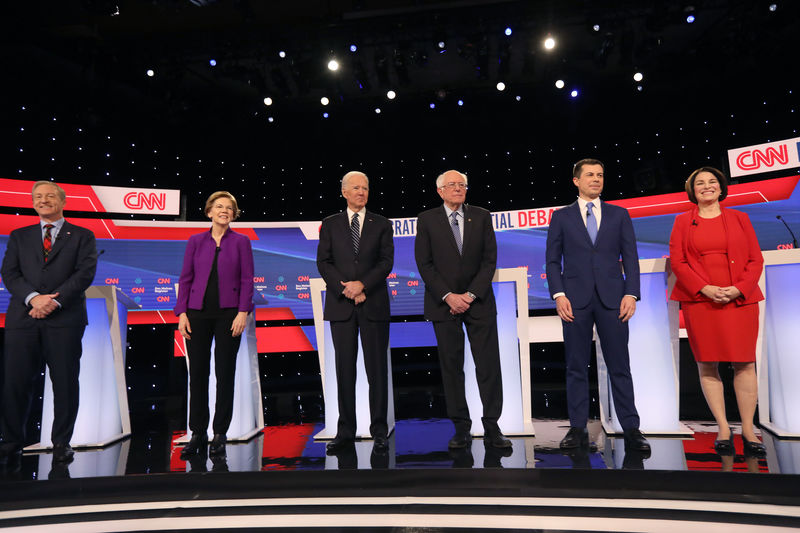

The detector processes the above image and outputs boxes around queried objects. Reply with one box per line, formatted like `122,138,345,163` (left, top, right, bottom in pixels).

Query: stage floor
2,418,800,532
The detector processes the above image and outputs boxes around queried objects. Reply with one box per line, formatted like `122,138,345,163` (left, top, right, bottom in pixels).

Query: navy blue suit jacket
545,200,640,309
1,221,98,328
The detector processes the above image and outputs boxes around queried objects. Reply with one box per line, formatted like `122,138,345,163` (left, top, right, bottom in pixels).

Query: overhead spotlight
768,3,777,11
327,59,340,71
457,99,464,106
429,103,436,109
637,85,643,92
278,51,286,58
386,90,396,100
570,89,579,98
555,79,565,89
544,36,556,50
268,117,274,123
209,59,217,67
350,44,358,52
320,97,330,106
684,6,696,23
323,112,329,118
375,108,381,114
686,14,695,23
438,41,446,50
263,97,273,106
146,69,155,77
592,24,600,32
633,72,644,82
496,82,506,91
515,95,522,101
504,27,512,36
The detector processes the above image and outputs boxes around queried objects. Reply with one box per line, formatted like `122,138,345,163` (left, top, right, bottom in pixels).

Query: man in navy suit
545,159,650,452
0,181,97,466
415,170,511,450
317,171,394,453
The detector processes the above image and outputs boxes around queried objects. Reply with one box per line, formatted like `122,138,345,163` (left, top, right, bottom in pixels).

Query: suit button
354,260,359,264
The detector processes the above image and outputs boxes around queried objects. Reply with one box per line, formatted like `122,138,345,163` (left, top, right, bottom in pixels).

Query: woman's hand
231,311,248,337
178,312,192,340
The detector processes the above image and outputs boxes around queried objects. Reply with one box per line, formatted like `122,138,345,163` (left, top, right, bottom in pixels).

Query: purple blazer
174,228,255,315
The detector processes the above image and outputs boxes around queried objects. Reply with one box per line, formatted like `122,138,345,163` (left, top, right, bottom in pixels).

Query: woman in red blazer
669,167,765,457
174,191,254,458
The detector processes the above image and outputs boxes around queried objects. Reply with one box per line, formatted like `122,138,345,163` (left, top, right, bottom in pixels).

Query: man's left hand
619,295,636,322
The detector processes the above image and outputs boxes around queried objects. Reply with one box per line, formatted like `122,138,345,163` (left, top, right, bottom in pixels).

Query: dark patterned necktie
43,224,54,261
351,213,360,255
451,212,462,255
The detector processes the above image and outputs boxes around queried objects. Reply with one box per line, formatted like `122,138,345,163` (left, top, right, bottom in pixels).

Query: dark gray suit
414,204,503,436
1,221,97,448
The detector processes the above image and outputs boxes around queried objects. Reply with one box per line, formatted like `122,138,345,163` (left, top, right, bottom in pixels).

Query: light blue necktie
451,212,463,255
586,202,598,244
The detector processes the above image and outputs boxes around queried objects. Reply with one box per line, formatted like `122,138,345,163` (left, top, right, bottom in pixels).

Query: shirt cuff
552,292,565,300
24,292,40,306
442,292,452,301
624,294,638,301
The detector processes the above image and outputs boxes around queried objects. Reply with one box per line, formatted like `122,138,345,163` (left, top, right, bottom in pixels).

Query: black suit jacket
316,210,394,321
414,204,497,321
1,221,98,328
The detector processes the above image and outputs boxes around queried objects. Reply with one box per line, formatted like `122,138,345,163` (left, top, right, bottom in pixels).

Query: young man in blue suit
0,181,97,467
317,171,394,454
545,159,650,453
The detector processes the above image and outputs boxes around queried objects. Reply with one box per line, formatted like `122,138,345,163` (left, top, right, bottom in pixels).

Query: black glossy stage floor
2,418,800,532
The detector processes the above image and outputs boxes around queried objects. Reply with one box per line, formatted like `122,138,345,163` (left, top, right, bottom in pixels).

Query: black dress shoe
326,437,354,453
209,434,227,456
181,433,208,458
448,433,472,449
373,435,389,452
484,433,512,448
623,429,651,453
560,427,589,449
713,436,735,456
53,444,75,463
0,445,22,467
743,437,766,457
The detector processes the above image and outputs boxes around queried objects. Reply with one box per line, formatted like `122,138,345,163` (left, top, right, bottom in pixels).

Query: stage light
375,108,381,114
438,41,446,49
268,117,274,122
633,72,643,82
637,85,643,92
263,97,273,106
278,51,286,58
593,24,600,32
769,3,777,11
320,97,330,106
350,44,358,52
570,89,579,98
323,112,329,118
429,103,436,109
686,14,695,23
146,69,154,77
504,27,512,36
515,95,521,101
327,59,339,71
457,99,464,106
555,79,565,89
387,90,396,99
209,59,217,66
496,82,506,91
544,36,556,50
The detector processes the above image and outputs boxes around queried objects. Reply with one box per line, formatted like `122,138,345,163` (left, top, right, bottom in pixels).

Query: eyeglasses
441,182,468,190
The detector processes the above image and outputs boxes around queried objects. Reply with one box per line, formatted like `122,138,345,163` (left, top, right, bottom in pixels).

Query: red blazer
668,207,764,304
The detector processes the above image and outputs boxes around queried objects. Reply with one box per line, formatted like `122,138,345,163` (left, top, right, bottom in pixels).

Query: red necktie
43,224,54,261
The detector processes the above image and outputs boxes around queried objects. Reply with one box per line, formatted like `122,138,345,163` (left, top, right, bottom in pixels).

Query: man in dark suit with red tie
415,170,511,450
0,181,97,467
317,171,394,453
545,159,650,453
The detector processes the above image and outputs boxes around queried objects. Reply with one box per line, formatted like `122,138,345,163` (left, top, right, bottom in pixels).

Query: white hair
435,170,468,188
341,171,369,190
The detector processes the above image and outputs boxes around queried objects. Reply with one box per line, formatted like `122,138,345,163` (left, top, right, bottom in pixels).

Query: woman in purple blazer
174,191,254,458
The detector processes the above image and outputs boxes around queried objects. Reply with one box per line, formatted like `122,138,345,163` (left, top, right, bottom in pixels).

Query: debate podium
27,285,139,451
310,267,534,440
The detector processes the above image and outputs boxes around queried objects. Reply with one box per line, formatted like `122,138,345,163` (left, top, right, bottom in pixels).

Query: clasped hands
446,292,473,315
28,292,60,319
341,280,366,305
700,284,741,304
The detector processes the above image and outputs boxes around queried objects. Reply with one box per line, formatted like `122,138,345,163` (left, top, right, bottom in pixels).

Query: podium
177,314,263,443
27,285,138,451
758,249,800,437
595,258,692,436
310,267,534,440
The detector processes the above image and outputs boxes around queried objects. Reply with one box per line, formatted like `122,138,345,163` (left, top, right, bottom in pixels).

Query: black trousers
2,322,84,448
329,305,390,440
186,308,242,436
433,313,503,436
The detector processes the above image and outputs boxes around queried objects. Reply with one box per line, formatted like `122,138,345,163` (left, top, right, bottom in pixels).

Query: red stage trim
261,424,318,470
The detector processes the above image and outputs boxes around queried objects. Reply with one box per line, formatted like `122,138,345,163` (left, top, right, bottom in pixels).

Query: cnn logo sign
124,191,166,210
93,186,180,215
728,137,800,178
